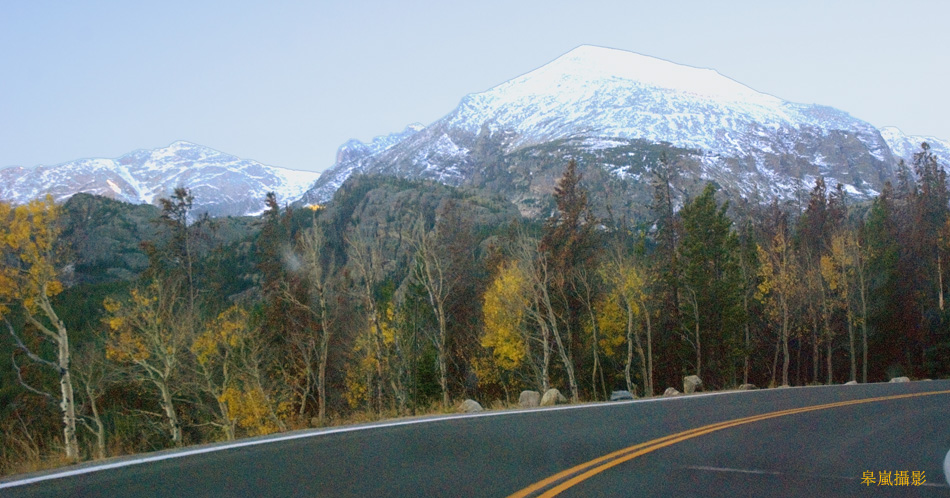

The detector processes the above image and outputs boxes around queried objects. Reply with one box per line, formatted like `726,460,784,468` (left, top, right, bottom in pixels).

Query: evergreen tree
678,183,743,387
649,152,683,390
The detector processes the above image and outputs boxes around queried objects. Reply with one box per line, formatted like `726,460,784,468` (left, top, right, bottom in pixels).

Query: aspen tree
0,196,80,459
104,280,187,445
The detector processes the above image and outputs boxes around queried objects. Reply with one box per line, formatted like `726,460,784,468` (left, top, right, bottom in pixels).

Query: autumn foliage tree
104,280,188,445
481,259,534,386
598,239,653,396
757,217,800,387
0,196,79,459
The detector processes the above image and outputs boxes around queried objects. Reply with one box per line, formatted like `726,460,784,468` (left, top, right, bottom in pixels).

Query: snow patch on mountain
308,45,926,206
0,142,321,217
880,126,950,165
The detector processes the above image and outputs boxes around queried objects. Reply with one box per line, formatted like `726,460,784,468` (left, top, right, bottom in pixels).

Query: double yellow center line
509,389,950,497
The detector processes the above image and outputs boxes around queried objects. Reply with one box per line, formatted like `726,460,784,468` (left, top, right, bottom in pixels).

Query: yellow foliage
344,367,369,409
596,254,646,361
102,281,177,366
821,232,854,311
481,261,530,370
379,303,397,346
470,354,502,389
344,325,377,409
219,387,280,436
596,296,627,358
102,296,121,314
105,329,149,362
192,306,250,366
0,196,62,317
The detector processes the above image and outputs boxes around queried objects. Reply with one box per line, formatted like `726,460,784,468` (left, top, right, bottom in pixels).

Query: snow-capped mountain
1,141,320,217
304,45,945,213
879,126,950,166
302,124,424,203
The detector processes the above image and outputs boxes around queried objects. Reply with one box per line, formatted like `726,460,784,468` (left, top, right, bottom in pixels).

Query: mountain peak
167,140,200,148
530,45,773,104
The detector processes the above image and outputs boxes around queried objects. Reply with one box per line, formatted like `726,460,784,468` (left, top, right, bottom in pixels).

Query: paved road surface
2,380,948,497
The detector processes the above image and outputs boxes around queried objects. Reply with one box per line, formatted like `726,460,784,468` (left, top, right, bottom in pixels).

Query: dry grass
2,396,539,479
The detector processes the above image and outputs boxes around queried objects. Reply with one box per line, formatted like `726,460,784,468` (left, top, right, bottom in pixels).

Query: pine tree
678,183,742,387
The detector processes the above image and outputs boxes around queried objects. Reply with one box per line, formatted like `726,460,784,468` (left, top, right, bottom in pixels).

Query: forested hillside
2,144,948,474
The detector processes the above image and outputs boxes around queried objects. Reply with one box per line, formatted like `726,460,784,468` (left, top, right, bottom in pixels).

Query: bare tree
345,223,390,414
514,233,579,402
72,342,117,459
283,210,337,423
407,215,454,408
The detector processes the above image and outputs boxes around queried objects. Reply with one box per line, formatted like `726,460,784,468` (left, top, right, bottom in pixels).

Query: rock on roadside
683,375,703,394
519,390,541,408
540,388,568,406
459,399,483,413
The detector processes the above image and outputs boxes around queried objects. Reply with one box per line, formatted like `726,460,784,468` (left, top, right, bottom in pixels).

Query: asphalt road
2,380,949,497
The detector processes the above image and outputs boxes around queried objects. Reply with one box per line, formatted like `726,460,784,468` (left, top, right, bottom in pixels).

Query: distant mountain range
0,141,320,217
5,45,949,219
302,45,950,216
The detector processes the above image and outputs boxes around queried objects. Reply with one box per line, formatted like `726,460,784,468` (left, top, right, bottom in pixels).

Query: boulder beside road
683,375,703,394
460,399,483,413
540,389,568,406
519,390,541,408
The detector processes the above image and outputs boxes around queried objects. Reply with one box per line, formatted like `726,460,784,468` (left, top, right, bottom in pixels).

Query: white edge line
0,391,739,490
0,382,940,489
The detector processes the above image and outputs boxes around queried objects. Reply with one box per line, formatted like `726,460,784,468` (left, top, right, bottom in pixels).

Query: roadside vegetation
2,144,949,476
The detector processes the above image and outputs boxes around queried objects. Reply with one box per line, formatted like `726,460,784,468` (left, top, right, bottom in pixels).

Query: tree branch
5,318,63,373
22,300,60,342
10,353,57,404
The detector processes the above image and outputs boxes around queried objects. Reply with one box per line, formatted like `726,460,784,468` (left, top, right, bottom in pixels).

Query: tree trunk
591,318,604,401
781,299,790,387
369,307,386,415
536,263,577,403
694,305,702,380
824,311,833,384
318,328,329,425
84,383,107,459
812,315,819,385
437,333,449,408
858,269,869,384
624,320,634,396
436,308,450,408
539,316,551,393
771,332,780,388
216,395,235,441
639,297,654,397
158,380,182,445
847,313,856,383
685,287,701,379
57,330,79,459
743,298,750,386
545,296,578,403
28,297,80,460
939,251,944,311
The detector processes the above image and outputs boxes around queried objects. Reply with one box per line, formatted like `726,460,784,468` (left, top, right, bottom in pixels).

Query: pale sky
2,0,948,173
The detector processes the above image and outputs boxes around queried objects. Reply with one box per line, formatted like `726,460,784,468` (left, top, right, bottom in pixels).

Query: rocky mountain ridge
303,45,949,216
0,141,320,217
